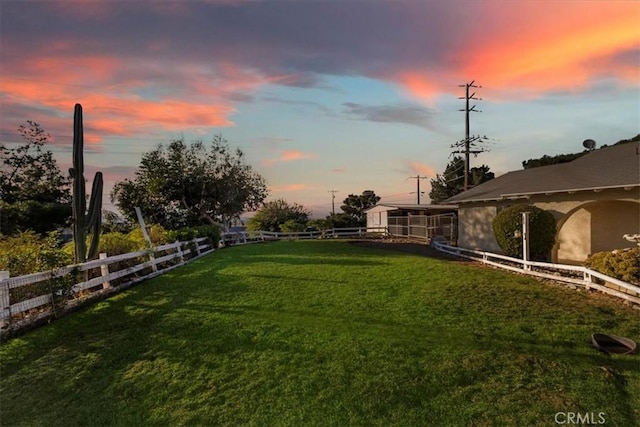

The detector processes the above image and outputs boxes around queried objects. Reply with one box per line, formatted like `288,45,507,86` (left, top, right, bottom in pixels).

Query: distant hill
522,134,639,169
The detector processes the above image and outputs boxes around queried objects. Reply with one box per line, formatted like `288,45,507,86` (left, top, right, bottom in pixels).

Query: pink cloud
0,54,251,145
396,2,640,101
281,150,315,161
407,161,436,178
261,150,316,167
270,184,308,192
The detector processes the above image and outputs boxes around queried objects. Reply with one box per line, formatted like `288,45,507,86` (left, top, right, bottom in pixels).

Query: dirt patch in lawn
348,239,473,263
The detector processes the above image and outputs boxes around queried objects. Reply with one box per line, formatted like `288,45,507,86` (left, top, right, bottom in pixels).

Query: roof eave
453,183,640,204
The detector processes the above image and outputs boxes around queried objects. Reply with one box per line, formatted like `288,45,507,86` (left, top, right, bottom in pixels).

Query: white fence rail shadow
0,237,213,332
431,240,640,305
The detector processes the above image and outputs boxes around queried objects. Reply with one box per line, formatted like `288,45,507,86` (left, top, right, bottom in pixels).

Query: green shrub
280,219,306,233
64,232,140,258
0,201,71,235
585,247,640,284
191,224,221,247
492,204,557,261
0,230,73,276
128,224,168,248
166,225,221,248
166,228,197,242
98,232,139,256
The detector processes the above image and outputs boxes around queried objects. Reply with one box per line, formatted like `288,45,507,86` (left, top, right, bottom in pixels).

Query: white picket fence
5,227,634,333
222,227,389,243
0,237,213,331
431,240,640,305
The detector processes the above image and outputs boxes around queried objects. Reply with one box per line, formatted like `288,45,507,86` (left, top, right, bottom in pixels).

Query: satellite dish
583,139,597,150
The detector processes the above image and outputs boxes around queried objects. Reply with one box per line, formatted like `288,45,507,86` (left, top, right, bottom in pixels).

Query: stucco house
444,142,640,264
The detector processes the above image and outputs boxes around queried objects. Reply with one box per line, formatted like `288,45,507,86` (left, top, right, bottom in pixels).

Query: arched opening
553,200,640,264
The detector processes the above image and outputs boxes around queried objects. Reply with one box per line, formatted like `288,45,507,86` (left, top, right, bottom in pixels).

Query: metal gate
388,213,456,243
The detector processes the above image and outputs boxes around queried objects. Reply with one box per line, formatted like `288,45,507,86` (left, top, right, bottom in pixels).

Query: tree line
246,190,381,232
2,119,637,236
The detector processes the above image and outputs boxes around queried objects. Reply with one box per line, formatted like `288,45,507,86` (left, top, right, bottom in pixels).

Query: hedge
492,204,557,261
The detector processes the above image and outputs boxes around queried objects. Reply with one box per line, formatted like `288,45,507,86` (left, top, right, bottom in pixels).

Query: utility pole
328,190,339,215
408,175,427,204
452,80,488,191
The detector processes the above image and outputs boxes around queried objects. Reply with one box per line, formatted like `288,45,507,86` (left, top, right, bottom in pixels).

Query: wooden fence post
193,238,201,256
0,271,10,329
522,212,531,271
176,241,185,265
149,250,158,272
99,253,111,289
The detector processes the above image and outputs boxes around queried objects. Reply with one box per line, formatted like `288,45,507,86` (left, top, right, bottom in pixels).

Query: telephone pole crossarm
408,175,428,204
328,190,339,215
452,81,489,191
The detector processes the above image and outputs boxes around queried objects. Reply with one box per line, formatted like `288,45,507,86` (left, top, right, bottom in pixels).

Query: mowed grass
1,240,639,426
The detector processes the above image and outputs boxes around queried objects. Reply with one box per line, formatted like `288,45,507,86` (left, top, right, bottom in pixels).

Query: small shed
365,203,458,242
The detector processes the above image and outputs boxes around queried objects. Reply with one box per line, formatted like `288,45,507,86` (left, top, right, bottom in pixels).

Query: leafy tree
280,219,307,233
101,210,133,234
111,136,268,229
0,200,71,235
246,199,310,232
0,122,71,234
522,134,639,169
429,156,494,204
522,152,586,169
339,190,381,226
306,218,331,231
324,213,354,229
614,134,640,145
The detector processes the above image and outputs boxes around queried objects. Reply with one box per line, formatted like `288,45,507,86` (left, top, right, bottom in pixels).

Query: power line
451,80,489,191
407,175,427,204
328,190,339,215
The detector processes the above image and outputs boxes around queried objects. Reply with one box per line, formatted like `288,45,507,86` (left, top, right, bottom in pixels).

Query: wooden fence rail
6,227,632,332
431,240,640,305
0,237,212,331
222,227,389,244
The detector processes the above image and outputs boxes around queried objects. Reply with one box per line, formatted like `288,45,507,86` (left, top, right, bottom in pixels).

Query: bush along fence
0,237,213,335
431,240,640,306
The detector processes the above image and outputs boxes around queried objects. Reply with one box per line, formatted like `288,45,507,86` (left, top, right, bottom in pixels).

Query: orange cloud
470,3,639,91
395,72,443,103
1,76,236,144
270,184,308,192
0,54,250,144
396,2,640,101
407,161,436,178
281,150,315,161
262,150,316,167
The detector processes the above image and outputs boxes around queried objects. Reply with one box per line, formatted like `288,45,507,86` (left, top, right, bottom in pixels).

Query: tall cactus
70,104,103,263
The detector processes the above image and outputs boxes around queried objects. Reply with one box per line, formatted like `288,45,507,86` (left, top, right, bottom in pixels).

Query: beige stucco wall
457,205,501,252
457,187,640,264
554,206,591,264
555,200,640,264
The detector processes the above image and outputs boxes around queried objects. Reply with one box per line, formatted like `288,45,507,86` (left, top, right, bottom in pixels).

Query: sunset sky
1,0,639,217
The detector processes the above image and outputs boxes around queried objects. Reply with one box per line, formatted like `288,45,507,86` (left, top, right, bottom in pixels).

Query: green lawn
1,240,639,426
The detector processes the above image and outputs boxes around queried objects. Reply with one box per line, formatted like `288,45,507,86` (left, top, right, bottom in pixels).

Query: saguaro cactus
70,103,103,263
